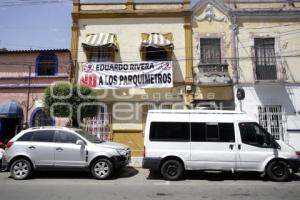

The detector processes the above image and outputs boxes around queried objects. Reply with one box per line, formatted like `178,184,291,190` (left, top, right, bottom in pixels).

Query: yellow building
191,0,234,110
70,0,193,156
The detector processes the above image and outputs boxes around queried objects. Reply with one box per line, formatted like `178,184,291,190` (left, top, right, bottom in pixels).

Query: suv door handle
229,144,234,150
56,147,63,152
28,146,35,150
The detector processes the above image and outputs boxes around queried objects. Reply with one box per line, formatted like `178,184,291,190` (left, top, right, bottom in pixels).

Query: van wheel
91,158,113,180
161,160,183,180
10,159,32,180
266,160,290,182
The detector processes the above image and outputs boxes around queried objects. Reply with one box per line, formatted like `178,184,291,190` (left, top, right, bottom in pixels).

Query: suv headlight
116,149,127,156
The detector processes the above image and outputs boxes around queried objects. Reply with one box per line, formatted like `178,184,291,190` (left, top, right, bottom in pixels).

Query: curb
129,157,143,168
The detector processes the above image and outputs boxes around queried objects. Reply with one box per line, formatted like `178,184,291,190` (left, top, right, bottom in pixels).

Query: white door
54,131,86,167
236,122,274,171
189,122,237,170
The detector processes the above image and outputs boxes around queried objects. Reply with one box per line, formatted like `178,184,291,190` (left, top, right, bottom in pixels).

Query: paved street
0,167,300,200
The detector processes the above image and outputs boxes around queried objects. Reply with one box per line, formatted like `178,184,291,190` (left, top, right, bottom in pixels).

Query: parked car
0,148,4,170
143,110,299,181
2,127,131,180
0,141,6,149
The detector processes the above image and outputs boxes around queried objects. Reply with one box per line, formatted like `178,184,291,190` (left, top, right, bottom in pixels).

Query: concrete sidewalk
129,157,143,168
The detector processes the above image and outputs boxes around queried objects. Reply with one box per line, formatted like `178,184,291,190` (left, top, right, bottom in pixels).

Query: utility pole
25,65,31,128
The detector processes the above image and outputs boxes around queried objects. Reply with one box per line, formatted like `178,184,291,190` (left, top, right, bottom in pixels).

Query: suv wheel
161,160,183,180
266,160,290,182
10,159,32,180
91,158,113,180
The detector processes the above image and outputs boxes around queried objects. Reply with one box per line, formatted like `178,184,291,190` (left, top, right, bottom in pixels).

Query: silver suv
2,127,131,180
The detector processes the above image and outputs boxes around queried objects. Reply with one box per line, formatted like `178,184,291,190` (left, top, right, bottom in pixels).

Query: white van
143,110,299,181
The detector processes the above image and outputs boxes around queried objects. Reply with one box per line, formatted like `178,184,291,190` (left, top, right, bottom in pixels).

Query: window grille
258,105,284,140
144,47,169,61
37,53,57,76
83,106,111,141
254,38,277,80
200,38,221,64
89,47,113,62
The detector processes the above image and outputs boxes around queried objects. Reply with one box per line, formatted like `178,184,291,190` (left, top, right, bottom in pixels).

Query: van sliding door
189,114,237,171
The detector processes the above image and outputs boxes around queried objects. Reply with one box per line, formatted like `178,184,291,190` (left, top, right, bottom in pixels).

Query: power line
0,0,72,7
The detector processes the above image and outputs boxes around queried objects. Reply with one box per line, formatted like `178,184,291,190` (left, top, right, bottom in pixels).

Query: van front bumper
142,157,161,170
288,158,300,173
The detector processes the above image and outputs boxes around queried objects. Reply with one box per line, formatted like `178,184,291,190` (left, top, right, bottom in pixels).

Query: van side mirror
270,137,280,149
76,139,85,146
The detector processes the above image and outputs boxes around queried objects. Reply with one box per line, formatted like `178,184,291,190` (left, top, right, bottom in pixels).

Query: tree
0,48,8,52
43,83,99,127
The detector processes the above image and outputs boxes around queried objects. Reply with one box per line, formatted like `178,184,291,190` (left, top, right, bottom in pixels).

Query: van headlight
116,149,127,156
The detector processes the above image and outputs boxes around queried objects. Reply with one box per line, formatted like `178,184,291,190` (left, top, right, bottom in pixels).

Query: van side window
191,123,235,142
149,122,190,141
239,122,271,147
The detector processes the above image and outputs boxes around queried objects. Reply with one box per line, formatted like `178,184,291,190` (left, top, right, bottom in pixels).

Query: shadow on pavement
147,170,300,182
11,166,139,180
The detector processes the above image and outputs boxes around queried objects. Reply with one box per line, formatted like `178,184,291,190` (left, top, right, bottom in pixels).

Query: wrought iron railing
197,63,231,84
256,65,277,80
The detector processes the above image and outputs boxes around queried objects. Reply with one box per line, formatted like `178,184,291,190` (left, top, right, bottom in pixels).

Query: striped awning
141,33,174,49
82,33,118,50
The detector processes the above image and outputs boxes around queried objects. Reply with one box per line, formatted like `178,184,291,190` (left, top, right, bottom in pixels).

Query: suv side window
18,132,34,141
55,131,80,144
150,122,190,141
191,123,235,142
31,130,55,142
239,122,272,148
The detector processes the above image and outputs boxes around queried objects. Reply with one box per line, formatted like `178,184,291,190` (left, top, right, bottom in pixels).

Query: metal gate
83,107,111,141
258,105,285,140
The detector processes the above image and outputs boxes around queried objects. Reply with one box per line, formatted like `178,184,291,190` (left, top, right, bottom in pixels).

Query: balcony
196,63,231,85
256,65,277,81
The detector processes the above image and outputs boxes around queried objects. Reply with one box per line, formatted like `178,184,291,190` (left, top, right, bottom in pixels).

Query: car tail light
6,141,14,149
296,151,300,156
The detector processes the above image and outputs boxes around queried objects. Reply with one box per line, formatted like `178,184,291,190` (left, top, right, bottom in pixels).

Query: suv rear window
31,130,55,142
18,132,34,141
149,122,190,141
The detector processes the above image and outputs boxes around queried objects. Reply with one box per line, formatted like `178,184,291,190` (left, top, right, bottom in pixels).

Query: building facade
231,0,300,150
0,49,71,143
71,0,300,154
71,0,192,156
191,0,235,110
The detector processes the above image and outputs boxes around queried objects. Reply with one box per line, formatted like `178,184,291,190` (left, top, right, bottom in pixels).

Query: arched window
30,108,54,127
35,52,58,76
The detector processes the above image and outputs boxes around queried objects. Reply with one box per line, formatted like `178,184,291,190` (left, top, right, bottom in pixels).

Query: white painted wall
288,132,300,151
234,85,300,148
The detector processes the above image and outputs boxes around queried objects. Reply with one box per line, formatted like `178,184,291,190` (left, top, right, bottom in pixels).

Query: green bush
43,83,99,127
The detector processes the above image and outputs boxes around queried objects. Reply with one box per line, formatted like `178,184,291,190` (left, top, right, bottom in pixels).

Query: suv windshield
74,129,103,144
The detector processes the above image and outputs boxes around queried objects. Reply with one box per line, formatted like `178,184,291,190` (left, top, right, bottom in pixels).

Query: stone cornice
73,10,192,19
232,9,300,18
